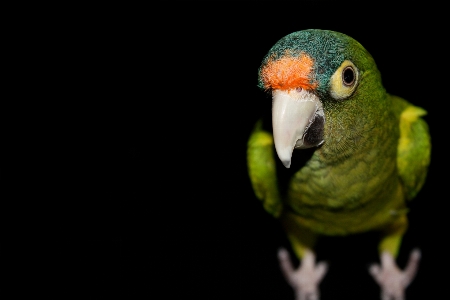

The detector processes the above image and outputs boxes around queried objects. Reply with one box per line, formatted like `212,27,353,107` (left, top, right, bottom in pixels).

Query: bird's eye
342,67,355,86
329,60,359,100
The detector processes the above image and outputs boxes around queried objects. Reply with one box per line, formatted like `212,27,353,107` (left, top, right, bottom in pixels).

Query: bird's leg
279,214,327,300
369,249,421,300
278,248,328,300
369,216,421,300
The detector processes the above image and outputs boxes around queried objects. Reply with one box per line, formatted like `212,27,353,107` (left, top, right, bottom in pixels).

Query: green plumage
247,29,431,258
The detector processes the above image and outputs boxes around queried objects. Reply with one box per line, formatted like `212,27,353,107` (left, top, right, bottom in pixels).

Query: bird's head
258,29,383,168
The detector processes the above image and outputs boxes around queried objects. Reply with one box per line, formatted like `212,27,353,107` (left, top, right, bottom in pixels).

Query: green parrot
247,29,430,300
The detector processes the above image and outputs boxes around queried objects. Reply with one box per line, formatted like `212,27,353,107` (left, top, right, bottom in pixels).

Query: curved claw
369,249,421,300
278,248,328,300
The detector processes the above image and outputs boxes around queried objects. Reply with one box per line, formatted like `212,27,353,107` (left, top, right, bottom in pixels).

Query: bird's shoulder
390,94,431,201
247,119,283,217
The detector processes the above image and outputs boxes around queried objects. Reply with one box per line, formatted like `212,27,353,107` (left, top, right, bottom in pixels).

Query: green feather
247,119,283,217
248,29,431,258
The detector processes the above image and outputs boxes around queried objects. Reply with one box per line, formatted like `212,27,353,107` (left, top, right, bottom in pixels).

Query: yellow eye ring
330,60,359,100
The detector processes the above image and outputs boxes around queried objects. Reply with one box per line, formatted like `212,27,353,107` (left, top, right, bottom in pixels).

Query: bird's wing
393,95,431,200
247,119,283,217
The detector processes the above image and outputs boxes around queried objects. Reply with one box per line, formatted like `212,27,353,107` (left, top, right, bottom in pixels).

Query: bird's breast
283,146,405,235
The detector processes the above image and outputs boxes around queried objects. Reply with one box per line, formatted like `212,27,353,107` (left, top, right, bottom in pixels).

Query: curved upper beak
272,88,324,168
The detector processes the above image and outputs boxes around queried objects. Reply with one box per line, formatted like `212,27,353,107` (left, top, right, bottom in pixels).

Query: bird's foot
278,248,328,300
369,249,421,300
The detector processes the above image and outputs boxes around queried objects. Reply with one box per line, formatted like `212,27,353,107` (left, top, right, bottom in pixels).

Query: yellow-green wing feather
394,95,431,200
247,119,283,217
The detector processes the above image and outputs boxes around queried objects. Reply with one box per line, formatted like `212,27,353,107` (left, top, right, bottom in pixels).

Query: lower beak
272,89,324,168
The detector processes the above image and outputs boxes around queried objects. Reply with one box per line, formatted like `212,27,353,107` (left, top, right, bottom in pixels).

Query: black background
40,2,447,299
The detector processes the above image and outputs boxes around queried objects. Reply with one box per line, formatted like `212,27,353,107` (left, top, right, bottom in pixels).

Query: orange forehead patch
260,52,317,91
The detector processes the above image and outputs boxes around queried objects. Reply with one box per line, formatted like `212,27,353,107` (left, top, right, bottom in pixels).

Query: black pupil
343,68,354,85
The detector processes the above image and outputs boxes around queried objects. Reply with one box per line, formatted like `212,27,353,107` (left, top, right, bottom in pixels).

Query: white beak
272,88,324,168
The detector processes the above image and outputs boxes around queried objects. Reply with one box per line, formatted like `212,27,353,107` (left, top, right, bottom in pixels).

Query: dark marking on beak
303,114,324,148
